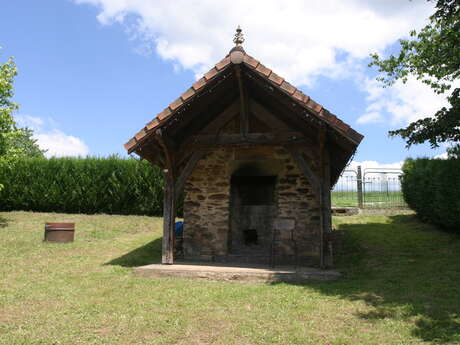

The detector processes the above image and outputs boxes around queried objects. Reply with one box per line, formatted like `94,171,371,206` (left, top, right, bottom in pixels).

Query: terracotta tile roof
125,51,363,153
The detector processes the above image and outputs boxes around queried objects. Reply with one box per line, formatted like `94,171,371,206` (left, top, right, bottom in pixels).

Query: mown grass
332,190,407,208
1,211,459,345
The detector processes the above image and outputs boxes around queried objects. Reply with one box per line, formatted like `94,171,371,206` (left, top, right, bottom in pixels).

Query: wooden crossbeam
249,99,289,130
201,100,240,134
174,151,206,201
188,132,306,147
288,149,321,201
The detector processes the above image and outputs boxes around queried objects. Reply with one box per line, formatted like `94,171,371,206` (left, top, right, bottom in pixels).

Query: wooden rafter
201,101,240,134
189,132,306,148
176,101,240,156
249,99,289,131
234,66,249,137
288,149,321,201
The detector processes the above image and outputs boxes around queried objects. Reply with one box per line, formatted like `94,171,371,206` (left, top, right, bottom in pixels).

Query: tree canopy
0,53,45,159
370,0,460,157
0,52,46,190
0,55,18,157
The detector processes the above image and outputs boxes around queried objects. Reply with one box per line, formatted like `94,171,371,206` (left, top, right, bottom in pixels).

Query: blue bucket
175,221,184,237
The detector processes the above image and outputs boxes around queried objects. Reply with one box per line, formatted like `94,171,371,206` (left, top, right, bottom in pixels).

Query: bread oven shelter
125,29,363,268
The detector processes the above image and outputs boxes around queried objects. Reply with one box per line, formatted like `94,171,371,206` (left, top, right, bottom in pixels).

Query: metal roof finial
233,25,244,46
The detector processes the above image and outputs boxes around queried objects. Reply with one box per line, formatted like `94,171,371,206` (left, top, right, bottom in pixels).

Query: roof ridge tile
204,67,218,81
181,87,195,102
192,77,206,91
255,63,271,77
169,98,183,111
268,71,284,86
146,118,160,131
280,81,296,95
134,128,147,141
215,56,231,70
157,107,172,121
243,55,260,69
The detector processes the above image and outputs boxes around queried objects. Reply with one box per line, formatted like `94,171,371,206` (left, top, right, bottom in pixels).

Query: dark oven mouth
231,175,276,205
243,229,258,246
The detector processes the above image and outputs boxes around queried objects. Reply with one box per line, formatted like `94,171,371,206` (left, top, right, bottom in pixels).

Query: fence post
357,165,363,208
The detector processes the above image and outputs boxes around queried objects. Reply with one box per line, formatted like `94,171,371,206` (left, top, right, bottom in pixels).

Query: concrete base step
134,262,341,283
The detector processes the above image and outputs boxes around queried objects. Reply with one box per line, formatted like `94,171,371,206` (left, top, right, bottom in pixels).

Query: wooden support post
162,174,176,264
234,66,248,137
157,130,176,265
357,165,363,208
322,148,332,240
318,127,332,269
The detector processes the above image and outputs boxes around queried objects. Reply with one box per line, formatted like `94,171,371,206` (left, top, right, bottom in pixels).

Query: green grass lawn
332,191,407,208
1,211,459,345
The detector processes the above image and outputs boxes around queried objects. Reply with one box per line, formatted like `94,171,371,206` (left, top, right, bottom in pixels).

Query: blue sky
0,0,449,168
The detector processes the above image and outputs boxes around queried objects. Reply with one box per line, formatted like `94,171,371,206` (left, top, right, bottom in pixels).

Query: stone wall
183,147,232,261
273,147,321,265
182,145,321,266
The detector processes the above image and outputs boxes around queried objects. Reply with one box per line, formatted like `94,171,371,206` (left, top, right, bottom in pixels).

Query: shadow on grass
0,216,8,228
106,237,162,267
288,214,460,343
105,214,460,343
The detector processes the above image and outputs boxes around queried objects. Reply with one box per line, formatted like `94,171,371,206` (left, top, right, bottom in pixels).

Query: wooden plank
288,149,321,201
157,132,176,265
162,176,176,264
201,101,240,134
322,148,332,235
189,132,306,147
318,128,328,269
245,79,321,147
177,101,240,154
166,68,237,138
235,66,249,137
174,151,206,201
249,99,289,130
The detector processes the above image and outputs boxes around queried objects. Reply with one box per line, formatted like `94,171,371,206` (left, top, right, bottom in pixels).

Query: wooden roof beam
188,132,306,148
234,66,249,137
249,98,289,131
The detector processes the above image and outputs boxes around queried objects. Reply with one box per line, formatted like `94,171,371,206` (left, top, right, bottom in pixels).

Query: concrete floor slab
134,262,341,283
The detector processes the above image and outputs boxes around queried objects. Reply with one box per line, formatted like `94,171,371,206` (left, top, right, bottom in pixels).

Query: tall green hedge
401,158,460,231
0,157,169,216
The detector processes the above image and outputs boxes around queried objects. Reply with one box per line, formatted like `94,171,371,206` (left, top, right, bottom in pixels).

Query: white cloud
15,115,44,131
14,115,90,158
356,111,383,124
75,0,451,129
35,129,89,158
348,160,403,171
73,0,433,85
358,77,460,126
434,152,448,159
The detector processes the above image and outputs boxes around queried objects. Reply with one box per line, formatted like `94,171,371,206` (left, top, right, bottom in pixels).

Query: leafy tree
6,127,45,158
0,55,18,157
370,0,460,157
0,52,45,190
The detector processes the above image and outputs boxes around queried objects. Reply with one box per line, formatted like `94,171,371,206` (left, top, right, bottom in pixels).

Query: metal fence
331,166,407,209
